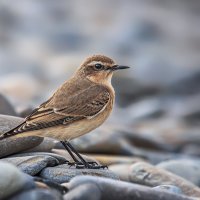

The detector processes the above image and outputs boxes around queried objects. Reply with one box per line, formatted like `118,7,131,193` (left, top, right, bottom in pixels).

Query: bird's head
76,55,129,85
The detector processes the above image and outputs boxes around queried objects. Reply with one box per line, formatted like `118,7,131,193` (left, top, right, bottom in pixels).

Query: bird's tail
0,122,24,140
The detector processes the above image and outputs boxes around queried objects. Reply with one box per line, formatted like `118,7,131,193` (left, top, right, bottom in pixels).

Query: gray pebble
0,94,17,116
153,185,183,195
40,164,119,183
64,183,101,200
2,155,61,176
66,176,193,200
157,159,200,186
0,161,35,199
9,189,63,200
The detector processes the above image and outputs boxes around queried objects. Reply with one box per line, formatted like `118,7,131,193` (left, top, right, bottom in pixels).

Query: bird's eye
94,63,104,70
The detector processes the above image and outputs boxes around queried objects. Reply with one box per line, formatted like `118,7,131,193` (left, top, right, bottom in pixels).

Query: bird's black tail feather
0,122,24,140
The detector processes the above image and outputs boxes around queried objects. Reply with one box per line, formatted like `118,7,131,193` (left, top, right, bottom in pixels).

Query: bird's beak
111,65,130,71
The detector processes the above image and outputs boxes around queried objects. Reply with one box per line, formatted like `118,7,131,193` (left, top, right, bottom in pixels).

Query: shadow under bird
0,55,129,169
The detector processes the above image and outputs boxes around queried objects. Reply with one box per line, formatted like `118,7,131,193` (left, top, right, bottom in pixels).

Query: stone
2,154,64,176
24,138,57,153
89,154,144,166
109,163,137,182
9,189,63,200
64,183,101,200
65,176,194,200
153,185,183,195
157,159,200,186
129,162,200,197
0,161,35,199
0,94,17,116
40,164,119,183
0,115,43,158
14,152,68,164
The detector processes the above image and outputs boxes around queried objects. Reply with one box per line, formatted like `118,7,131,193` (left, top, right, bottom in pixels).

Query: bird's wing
2,85,110,137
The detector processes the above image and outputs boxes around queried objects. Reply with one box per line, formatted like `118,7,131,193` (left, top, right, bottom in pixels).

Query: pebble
0,161,35,199
24,138,57,153
0,94,17,116
0,115,43,158
129,162,200,197
153,185,183,195
65,175,194,200
40,164,119,183
2,154,62,176
157,159,200,186
9,189,63,200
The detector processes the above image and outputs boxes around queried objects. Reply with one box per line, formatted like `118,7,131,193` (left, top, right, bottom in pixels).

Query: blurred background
0,0,200,153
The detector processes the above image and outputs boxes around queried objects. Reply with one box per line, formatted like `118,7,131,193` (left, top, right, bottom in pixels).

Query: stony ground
0,87,200,200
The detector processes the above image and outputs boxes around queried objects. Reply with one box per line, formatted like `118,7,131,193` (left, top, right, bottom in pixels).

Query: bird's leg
66,142,107,169
60,141,80,163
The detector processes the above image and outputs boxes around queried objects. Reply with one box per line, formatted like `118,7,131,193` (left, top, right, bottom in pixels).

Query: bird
0,55,129,169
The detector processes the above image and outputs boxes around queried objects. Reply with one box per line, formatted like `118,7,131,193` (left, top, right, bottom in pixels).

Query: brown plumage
1,55,129,168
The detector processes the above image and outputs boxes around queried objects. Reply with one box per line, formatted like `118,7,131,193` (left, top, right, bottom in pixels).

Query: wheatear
1,55,129,169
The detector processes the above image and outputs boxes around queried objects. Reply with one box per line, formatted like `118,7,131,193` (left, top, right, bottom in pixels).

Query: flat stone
0,161,35,199
9,189,63,200
0,115,43,158
2,154,64,176
65,176,194,200
13,152,67,164
157,159,200,186
129,162,200,198
40,164,119,183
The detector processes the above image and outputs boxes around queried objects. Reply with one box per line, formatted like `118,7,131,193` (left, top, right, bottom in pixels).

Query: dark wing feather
1,85,110,139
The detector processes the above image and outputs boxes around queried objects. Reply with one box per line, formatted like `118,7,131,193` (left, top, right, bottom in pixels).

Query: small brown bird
1,55,129,169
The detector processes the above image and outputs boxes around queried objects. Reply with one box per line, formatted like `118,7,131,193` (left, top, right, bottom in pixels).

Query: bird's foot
67,161,107,169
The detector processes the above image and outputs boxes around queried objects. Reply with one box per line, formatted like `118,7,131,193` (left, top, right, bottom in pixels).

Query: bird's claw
67,161,107,169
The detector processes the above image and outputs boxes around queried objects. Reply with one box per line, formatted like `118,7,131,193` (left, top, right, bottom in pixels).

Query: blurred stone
63,183,101,200
0,94,17,116
181,144,200,156
129,162,200,197
167,70,200,96
113,77,159,107
10,189,63,200
69,125,175,155
109,163,133,181
40,164,119,183
157,159,200,186
88,154,144,166
153,185,183,195
18,106,34,118
34,177,68,195
24,138,57,153
2,154,64,176
0,73,41,104
66,176,194,200
0,161,35,199
125,97,164,120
